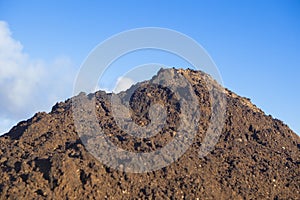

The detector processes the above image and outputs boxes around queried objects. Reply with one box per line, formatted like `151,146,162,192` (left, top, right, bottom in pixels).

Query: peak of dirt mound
0,68,299,199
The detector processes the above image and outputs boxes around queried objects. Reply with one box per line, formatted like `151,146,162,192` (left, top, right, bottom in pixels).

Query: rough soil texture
0,68,299,200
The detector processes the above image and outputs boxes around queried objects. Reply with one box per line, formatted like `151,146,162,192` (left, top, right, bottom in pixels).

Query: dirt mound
0,68,299,199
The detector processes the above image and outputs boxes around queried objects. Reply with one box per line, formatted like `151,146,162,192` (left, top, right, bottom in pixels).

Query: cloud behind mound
113,76,135,93
0,21,76,134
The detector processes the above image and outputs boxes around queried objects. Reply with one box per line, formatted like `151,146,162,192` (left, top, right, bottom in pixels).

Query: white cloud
0,21,76,134
113,76,135,93
0,21,42,116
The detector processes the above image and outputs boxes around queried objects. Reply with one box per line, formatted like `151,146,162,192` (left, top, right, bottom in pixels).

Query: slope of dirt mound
0,68,299,199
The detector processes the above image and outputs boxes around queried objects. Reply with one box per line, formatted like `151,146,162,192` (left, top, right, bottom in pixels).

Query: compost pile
0,68,299,199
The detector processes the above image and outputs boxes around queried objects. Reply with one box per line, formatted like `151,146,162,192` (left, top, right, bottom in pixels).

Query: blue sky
0,0,299,134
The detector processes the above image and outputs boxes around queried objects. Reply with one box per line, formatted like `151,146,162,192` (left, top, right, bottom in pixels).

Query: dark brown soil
0,68,299,199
